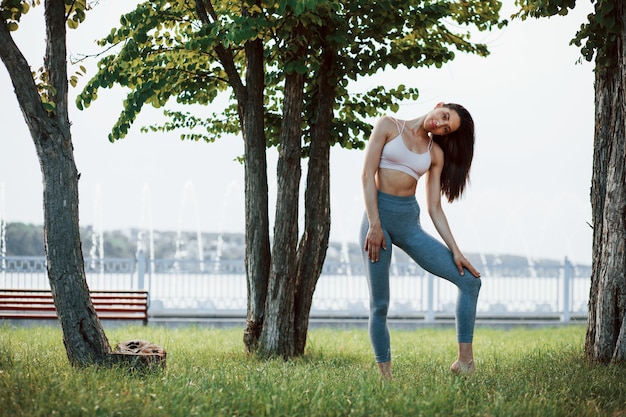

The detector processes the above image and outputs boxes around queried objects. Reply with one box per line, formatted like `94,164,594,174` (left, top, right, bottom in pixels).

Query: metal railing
0,253,590,322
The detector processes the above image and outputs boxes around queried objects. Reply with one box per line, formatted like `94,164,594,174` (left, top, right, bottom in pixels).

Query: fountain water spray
514,215,537,278
175,181,205,271
89,184,104,276
137,183,155,268
0,183,6,273
134,183,156,290
213,180,244,272
336,193,362,278
468,222,491,277
339,239,352,277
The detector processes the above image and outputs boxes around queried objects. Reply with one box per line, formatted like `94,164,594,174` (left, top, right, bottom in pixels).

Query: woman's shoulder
376,115,400,127
370,115,400,139
429,140,444,164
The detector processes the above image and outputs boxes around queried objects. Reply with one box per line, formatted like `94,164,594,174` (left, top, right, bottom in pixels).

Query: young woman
360,102,482,379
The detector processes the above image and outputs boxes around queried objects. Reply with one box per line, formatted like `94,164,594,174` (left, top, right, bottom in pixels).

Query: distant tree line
3,223,579,274
3,222,246,260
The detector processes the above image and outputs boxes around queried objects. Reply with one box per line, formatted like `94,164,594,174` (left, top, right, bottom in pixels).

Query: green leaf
42,101,56,113
79,0,508,147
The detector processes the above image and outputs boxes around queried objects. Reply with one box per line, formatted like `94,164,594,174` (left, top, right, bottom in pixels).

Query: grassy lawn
0,323,624,416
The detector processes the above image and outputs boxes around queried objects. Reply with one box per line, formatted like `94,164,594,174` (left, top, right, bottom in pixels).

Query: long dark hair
432,103,475,203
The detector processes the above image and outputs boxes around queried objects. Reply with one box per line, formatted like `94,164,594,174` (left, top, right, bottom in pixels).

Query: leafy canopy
514,0,622,66
77,0,506,148
1,0,88,30
1,0,90,112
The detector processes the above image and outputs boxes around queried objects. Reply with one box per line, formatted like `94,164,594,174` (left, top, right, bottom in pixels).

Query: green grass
0,324,624,416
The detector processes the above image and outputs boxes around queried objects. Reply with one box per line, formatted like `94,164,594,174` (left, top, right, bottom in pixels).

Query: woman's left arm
426,146,481,278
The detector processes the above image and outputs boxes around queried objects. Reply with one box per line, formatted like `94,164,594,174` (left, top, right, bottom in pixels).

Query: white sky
0,1,595,265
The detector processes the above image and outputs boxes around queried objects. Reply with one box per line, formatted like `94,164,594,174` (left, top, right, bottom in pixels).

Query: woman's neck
407,115,429,141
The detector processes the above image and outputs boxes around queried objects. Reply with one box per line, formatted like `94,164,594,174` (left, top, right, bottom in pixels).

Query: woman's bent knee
463,275,481,293
371,301,390,318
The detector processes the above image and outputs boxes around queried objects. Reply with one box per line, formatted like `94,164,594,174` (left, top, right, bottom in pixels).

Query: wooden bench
0,289,149,325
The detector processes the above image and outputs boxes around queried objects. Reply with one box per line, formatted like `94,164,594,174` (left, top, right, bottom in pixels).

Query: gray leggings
359,191,482,363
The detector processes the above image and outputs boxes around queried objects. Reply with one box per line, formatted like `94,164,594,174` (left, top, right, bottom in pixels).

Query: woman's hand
364,223,386,263
453,252,481,278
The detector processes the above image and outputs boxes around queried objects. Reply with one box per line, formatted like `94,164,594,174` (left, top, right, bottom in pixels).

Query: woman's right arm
361,117,392,262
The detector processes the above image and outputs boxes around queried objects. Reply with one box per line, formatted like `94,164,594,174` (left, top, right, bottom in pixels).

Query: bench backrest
0,289,149,324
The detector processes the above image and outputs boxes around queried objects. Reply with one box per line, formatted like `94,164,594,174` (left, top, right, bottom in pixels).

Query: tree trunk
258,68,306,358
193,0,271,353
0,0,111,366
42,0,111,366
40,122,111,366
241,38,271,353
585,0,626,364
293,49,335,355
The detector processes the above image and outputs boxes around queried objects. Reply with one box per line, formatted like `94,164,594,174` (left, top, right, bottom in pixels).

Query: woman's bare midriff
376,168,418,196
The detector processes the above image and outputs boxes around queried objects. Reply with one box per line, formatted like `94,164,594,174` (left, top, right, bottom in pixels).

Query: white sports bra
379,118,432,181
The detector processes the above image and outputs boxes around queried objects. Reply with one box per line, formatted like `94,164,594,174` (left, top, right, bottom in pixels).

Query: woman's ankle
377,361,393,379
450,359,475,374
457,342,474,363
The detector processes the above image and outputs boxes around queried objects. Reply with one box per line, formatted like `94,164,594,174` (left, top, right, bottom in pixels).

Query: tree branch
194,0,246,102
0,20,47,126
45,0,69,121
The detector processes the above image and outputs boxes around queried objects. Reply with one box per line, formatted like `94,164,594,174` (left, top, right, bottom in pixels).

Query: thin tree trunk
194,1,271,352
0,0,111,366
259,68,305,358
294,49,335,355
241,38,271,353
44,0,111,366
41,138,111,365
293,127,331,355
585,0,626,364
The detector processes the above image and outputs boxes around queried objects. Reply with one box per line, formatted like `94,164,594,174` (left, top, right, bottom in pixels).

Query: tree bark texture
194,0,271,353
585,0,626,364
0,0,111,366
194,2,334,358
293,50,335,355
40,114,112,366
241,38,271,353
258,68,305,358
